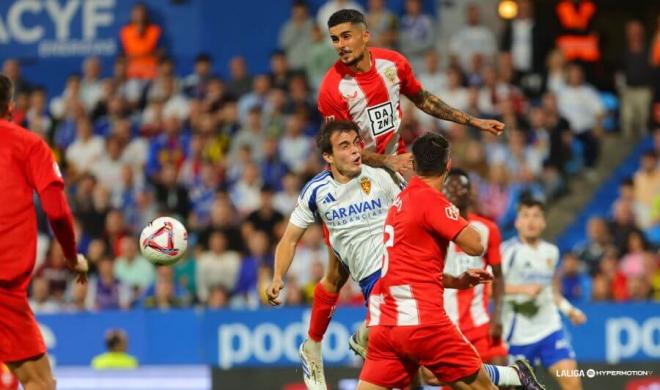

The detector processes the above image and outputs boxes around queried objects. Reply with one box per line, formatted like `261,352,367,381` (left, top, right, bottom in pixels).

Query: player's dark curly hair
0,74,13,118
327,9,367,29
316,120,361,155
412,133,451,177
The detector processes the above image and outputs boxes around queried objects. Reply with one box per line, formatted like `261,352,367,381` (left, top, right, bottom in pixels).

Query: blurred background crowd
3,0,658,313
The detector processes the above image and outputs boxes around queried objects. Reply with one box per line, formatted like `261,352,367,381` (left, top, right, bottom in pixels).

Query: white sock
483,364,521,386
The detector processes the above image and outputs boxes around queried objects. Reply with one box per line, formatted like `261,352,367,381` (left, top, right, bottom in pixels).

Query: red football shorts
467,327,508,363
360,323,482,388
0,289,46,363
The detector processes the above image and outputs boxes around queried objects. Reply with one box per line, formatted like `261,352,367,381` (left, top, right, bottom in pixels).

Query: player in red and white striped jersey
443,168,508,366
318,9,504,174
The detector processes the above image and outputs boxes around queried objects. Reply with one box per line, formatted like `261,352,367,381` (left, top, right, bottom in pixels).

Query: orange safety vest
555,0,600,62
120,24,161,80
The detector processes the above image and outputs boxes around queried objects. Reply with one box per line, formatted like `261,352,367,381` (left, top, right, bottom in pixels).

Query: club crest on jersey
360,177,371,195
445,204,460,220
384,67,397,84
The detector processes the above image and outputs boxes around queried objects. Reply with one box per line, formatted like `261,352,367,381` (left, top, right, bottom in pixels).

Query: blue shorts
359,270,381,302
508,328,576,368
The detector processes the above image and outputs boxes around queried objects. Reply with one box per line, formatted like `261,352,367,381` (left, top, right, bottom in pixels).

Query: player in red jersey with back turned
360,133,543,390
0,74,88,390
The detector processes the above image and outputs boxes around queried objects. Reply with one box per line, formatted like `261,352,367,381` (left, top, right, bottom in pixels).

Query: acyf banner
36,304,660,367
0,0,118,58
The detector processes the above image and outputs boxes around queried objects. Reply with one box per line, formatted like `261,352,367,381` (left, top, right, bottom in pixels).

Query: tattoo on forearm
412,89,472,125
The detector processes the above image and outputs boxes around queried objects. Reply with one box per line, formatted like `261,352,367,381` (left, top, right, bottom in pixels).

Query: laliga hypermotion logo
142,221,182,256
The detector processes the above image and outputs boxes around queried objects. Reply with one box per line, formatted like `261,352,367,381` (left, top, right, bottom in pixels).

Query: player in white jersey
502,198,587,390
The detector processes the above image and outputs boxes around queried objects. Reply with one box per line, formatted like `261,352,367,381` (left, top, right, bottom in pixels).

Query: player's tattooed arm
410,89,473,125
361,149,413,174
409,89,505,135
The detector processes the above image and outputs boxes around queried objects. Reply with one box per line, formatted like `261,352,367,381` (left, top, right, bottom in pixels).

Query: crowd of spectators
1,0,658,313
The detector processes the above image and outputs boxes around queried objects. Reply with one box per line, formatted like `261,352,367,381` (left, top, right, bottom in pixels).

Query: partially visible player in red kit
442,168,508,367
0,74,88,390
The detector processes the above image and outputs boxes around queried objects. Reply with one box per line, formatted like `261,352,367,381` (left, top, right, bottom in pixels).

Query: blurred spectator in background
306,24,338,92
633,151,659,229
65,117,104,176
143,268,183,309
80,57,104,112
279,1,314,71
557,252,591,303
154,163,191,219
618,20,653,138
231,231,270,308
196,231,241,303
316,0,364,32
29,277,61,314
2,59,31,96
227,56,253,97
183,53,213,99
91,329,138,369
608,199,644,254
89,256,131,310
246,185,284,239
119,2,163,80
449,3,497,72
399,0,435,71
556,63,604,174
575,216,612,275
114,237,155,296
553,0,600,83
25,87,53,137
365,0,398,49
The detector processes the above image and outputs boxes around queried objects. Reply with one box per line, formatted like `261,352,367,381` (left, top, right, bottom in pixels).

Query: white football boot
299,338,327,390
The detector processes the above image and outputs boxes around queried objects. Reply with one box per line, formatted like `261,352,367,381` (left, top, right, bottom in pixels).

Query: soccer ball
139,217,188,265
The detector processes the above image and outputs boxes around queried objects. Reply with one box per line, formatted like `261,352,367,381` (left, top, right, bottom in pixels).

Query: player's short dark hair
0,74,13,118
327,9,367,29
446,168,471,186
316,120,360,155
517,196,545,213
412,133,451,177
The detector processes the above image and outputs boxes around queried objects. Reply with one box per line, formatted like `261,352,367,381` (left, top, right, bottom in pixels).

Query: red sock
308,283,339,342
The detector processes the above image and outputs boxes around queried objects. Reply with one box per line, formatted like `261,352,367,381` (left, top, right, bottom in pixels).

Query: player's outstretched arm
553,276,587,325
408,89,504,136
361,150,413,174
453,225,485,256
267,223,306,306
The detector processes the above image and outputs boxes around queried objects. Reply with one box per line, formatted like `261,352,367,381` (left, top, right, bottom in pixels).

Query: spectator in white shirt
66,117,104,175
410,50,449,130
279,1,314,71
196,231,241,303
288,224,329,286
91,135,127,190
81,56,104,112
556,63,605,170
449,3,497,72
273,172,301,216
230,163,263,217
279,113,312,173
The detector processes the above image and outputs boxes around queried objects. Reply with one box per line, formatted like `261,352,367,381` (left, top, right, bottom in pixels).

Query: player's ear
322,152,333,165
446,157,452,172
363,29,370,44
7,101,14,121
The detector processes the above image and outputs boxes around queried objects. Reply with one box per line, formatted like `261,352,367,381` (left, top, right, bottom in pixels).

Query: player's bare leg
549,359,582,390
300,248,349,389
7,353,56,390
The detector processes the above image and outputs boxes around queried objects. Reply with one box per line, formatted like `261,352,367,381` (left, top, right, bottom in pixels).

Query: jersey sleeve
423,193,469,241
317,82,350,122
26,137,64,193
289,191,317,229
484,221,502,266
396,53,422,98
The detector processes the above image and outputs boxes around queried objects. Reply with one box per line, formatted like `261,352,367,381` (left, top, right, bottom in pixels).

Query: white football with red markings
139,216,188,265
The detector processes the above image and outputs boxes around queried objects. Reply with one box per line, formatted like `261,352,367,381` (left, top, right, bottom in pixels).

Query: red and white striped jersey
318,48,422,155
443,213,502,337
368,177,469,327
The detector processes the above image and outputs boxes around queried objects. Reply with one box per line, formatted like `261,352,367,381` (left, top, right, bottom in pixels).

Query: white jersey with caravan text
289,166,402,282
501,238,562,345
